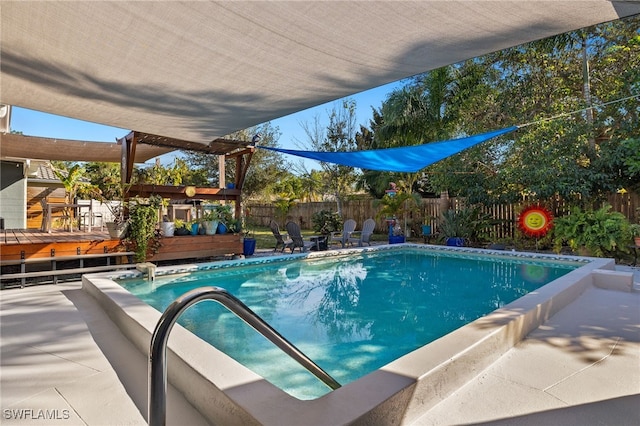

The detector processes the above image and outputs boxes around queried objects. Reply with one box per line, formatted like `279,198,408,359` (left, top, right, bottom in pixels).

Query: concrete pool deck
1,264,638,425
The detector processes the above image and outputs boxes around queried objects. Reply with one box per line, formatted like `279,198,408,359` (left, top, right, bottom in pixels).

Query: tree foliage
552,204,632,258
300,99,360,215
361,15,640,207
65,16,640,212
183,122,289,200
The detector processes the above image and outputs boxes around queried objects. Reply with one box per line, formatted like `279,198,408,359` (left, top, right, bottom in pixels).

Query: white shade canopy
2,1,639,146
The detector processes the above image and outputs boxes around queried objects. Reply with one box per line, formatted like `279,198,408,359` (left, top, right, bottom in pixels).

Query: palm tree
361,66,467,195
374,191,421,237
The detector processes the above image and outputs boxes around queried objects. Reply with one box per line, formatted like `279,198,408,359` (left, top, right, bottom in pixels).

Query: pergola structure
118,131,254,219
0,133,172,163
0,131,254,219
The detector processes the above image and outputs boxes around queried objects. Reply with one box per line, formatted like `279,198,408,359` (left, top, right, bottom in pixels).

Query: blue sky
9,80,403,170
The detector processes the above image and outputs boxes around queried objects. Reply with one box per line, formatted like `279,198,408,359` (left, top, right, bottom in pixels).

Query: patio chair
269,220,291,252
82,211,104,231
347,218,376,247
422,224,437,244
285,221,314,253
40,198,71,232
331,219,356,248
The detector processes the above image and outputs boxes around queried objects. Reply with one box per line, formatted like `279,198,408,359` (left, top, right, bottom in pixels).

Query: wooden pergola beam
127,184,240,199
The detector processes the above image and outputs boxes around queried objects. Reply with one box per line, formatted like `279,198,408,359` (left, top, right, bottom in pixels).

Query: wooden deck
0,229,243,290
0,229,244,263
0,229,121,261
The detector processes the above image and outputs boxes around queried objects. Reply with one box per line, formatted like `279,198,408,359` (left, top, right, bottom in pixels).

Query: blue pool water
121,248,581,399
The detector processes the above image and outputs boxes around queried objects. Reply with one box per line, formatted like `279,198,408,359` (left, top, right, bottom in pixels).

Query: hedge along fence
247,191,639,241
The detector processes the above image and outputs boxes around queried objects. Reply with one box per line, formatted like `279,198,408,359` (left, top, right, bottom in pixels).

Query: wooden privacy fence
248,191,639,241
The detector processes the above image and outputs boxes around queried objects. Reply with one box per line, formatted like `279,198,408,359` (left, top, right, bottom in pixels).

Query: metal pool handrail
148,286,341,426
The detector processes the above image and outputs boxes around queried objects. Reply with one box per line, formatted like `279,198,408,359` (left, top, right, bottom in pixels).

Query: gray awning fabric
0,134,173,163
259,126,519,172
2,2,638,147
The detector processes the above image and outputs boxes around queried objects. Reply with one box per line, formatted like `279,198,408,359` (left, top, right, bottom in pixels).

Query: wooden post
218,155,225,189
120,132,137,186
440,191,450,212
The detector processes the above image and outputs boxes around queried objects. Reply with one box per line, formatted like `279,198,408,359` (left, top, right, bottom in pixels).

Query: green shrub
439,206,493,245
126,195,162,262
311,210,342,235
552,204,631,258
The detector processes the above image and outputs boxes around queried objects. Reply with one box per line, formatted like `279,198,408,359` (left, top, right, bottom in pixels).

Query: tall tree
300,99,360,215
491,15,640,205
184,122,289,200
362,63,495,198
427,15,640,205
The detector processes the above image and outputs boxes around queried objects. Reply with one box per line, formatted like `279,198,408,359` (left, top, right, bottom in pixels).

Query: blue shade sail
258,126,519,172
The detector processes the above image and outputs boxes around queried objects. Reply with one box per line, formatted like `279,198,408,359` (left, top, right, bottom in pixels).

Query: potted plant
216,204,234,234
188,219,200,235
160,215,175,237
374,191,421,244
173,219,191,235
105,203,130,239
201,207,220,235
124,195,162,262
439,209,471,247
99,182,132,239
439,206,493,247
629,223,640,246
227,218,241,234
242,209,257,256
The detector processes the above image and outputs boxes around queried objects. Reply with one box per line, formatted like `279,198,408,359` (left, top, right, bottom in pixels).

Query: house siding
0,160,26,228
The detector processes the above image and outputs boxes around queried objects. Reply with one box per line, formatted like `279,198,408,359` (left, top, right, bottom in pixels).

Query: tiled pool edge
81,245,614,425
99,243,594,281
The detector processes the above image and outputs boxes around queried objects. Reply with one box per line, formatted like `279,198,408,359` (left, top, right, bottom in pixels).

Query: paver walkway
415,266,640,425
0,282,208,425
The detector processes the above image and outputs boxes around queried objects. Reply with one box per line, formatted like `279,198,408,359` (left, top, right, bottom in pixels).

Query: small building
0,159,66,230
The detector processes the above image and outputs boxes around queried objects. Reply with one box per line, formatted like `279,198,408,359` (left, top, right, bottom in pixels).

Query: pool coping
82,244,615,425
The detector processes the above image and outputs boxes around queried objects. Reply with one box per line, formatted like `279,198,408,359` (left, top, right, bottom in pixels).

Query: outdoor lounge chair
331,219,356,248
269,220,291,252
285,221,314,253
347,218,376,247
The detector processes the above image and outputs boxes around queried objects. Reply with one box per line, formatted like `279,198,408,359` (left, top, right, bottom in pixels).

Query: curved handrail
148,286,341,426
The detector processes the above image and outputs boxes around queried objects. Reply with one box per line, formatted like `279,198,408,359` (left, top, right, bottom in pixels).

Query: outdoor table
309,235,327,251
46,203,92,233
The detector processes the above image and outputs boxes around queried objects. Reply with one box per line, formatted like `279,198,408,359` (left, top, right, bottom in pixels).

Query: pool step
592,269,634,292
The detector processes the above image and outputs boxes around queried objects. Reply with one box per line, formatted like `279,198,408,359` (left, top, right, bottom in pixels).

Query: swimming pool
120,248,580,399
83,244,614,425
